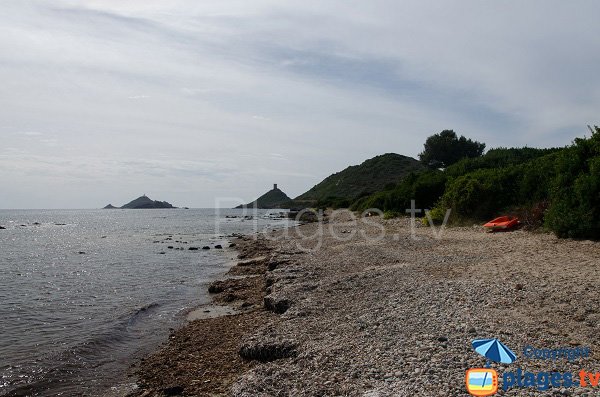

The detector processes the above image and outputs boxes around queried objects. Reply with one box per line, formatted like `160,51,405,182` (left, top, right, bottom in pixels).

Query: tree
419,130,486,167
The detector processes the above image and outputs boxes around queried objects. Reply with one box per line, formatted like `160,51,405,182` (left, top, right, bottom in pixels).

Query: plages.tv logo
466,338,517,396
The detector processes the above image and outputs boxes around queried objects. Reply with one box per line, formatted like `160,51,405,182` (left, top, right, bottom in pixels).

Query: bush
355,127,600,239
545,128,600,239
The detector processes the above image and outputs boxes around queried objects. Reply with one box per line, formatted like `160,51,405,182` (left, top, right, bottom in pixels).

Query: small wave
3,303,163,397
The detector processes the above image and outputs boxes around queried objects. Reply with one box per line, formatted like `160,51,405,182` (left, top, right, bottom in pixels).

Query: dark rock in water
264,295,291,314
214,244,223,249
202,246,210,250
78,251,86,255
229,243,236,247
167,246,174,249
162,386,184,396
239,340,297,362
33,222,41,225
55,223,67,226
0,226,5,230
188,247,199,251
159,252,166,255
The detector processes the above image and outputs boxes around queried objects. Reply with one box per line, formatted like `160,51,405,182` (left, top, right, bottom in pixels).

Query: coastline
130,214,600,396
128,235,280,396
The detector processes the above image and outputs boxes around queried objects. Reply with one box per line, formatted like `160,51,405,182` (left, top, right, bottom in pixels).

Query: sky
1,1,599,208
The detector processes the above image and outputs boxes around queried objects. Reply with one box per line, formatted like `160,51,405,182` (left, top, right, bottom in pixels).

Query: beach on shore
132,214,600,396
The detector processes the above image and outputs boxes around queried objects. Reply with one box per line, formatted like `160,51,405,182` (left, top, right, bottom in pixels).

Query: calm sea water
0,208,291,396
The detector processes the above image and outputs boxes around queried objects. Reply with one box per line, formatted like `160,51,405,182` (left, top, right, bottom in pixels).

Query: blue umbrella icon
472,338,517,366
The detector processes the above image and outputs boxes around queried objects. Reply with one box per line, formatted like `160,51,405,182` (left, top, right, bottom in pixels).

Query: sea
0,208,293,396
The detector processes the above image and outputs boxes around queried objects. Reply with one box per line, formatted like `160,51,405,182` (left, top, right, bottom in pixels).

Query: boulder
208,280,226,293
264,295,291,314
214,244,223,249
239,339,297,362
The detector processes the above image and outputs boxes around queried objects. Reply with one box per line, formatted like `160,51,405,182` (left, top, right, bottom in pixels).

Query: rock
78,251,86,255
159,252,166,254
224,293,236,302
437,336,448,342
229,243,237,247
239,340,297,362
515,283,524,290
214,244,223,249
264,295,291,314
0,226,5,229
238,257,266,266
162,386,184,396
202,246,210,250
208,280,226,293
167,246,173,249
188,247,199,251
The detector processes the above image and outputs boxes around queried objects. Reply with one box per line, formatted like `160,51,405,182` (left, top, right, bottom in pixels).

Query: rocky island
103,195,177,209
236,184,291,209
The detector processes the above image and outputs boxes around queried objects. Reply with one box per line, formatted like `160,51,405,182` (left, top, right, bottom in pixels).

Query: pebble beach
131,213,600,396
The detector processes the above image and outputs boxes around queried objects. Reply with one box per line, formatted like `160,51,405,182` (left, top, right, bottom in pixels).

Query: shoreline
128,235,280,396
129,215,600,396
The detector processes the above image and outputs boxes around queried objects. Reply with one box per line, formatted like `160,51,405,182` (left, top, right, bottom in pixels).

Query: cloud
0,0,599,208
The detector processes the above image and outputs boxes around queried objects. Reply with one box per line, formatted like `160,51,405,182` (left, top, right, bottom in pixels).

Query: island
235,184,291,209
103,195,177,209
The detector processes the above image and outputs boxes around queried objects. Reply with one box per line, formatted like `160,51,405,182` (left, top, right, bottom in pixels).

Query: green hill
236,184,292,209
353,127,600,239
294,153,425,207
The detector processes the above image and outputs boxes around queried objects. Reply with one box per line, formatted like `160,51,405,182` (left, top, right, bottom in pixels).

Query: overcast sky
1,1,599,208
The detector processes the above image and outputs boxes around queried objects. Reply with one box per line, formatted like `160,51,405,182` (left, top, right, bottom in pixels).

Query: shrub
545,128,600,239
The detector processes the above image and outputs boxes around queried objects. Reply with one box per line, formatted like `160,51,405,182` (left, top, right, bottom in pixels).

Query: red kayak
483,216,519,231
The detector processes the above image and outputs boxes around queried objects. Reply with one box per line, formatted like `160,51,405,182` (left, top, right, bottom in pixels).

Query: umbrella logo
466,339,517,396
472,338,517,366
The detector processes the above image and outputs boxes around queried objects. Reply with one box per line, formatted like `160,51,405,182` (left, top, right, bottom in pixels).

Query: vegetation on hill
237,185,291,209
293,153,425,208
419,129,485,167
354,127,600,240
